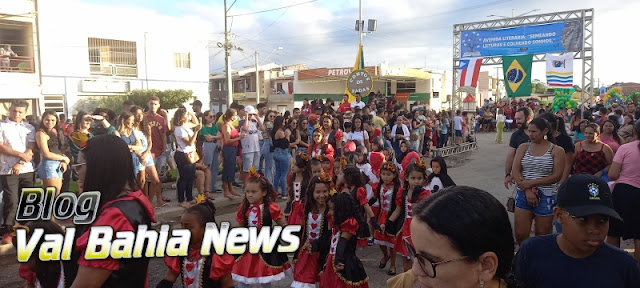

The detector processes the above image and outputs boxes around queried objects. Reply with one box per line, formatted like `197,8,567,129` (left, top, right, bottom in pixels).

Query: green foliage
73,89,195,115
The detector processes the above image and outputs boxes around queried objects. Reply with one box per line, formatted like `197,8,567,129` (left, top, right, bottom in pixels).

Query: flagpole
359,0,363,46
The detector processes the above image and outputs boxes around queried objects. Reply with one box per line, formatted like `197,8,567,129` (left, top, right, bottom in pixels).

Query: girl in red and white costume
285,153,311,226
16,221,67,288
319,192,369,288
291,174,332,288
372,162,402,275
382,162,431,272
232,167,292,287
308,127,334,159
158,200,234,288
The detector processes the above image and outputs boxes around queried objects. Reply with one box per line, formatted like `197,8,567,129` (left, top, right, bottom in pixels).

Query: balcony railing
89,62,137,77
0,56,34,73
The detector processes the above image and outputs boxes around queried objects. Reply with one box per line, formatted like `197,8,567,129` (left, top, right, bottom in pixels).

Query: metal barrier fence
432,142,478,158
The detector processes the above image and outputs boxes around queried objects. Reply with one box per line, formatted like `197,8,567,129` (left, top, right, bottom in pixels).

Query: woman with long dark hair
287,117,300,156
171,108,202,208
272,115,291,198
35,110,71,195
572,123,614,177
511,117,565,245
539,112,574,182
401,186,516,288
69,135,154,288
600,119,622,154
131,106,161,204
220,108,243,200
297,116,309,153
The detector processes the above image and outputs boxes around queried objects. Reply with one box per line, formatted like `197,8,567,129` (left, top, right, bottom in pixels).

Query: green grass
34,179,79,193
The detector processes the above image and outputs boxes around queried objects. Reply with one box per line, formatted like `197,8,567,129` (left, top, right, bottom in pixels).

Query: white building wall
37,0,211,116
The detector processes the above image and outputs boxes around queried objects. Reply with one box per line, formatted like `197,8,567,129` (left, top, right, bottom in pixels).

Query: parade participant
14,221,67,288
384,162,432,272
285,153,311,225
35,110,71,196
319,192,369,288
504,107,533,190
310,157,323,178
369,136,386,180
572,123,613,177
232,167,291,287
382,147,401,173
515,174,640,287
291,174,332,288
131,106,161,204
323,114,343,151
333,157,347,191
355,146,376,201
426,156,456,192
399,141,421,183
343,165,379,248
221,108,244,200
171,109,202,208
157,201,234,288
409,186,516,288
308,127,334,158
272,116,291,198
511,117,565,244
373,162,402,275
606,120,640,264
69,135,154,288
321,154,334,178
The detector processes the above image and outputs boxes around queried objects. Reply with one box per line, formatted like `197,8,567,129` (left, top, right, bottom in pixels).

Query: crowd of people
2,92,640,287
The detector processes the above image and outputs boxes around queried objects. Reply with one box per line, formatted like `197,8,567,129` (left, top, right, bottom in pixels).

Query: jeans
438,133,449,148
261,139,274,184
258,140,265,173
174,152,195,203
202,141,220,191
154,152,169,181
273,148,291,197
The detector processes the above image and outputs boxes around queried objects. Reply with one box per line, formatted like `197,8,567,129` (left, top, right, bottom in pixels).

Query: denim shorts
37,158,64,179
515,188,557,216
455,130,463,137
242,151,261,172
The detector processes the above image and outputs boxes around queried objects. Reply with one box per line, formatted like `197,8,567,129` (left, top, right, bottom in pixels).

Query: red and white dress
20,263,65,288
232,201,292,284
163,248,234,288
309,143,334,158
286,181,305,225
394,188,431,257
319,217,369,288
292,211,328,288
349,187,371,248
374,184,399,247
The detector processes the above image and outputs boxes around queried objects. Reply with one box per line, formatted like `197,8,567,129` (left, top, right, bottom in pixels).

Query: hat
191,100,203,107
244,105,258,115
557,173,621,220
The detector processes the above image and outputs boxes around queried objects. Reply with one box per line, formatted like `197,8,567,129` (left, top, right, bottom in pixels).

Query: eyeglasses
404,237,468,278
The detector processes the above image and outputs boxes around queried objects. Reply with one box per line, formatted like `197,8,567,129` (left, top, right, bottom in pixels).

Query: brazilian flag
502,54,533,97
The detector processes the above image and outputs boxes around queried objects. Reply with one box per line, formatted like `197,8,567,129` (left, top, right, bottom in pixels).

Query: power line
228,0,318,17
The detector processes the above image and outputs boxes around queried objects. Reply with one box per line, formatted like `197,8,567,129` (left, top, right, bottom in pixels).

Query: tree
74,89,195,115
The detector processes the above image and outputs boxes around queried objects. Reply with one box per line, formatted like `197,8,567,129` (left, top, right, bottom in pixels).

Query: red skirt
373,210,395,247
394,217,412,257
232,253,292,284
292,244,320,288
287,200,305,225
319,254,369,288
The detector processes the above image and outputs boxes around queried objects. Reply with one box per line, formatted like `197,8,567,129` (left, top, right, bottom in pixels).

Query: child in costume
319,192,369,288
372,162,402,275
343,165,380,248
425,156,456,192
291,174,332,288
285,153,311,225
158,201,234,288
383,162,432,272
232,167,291,287
15,221,67,288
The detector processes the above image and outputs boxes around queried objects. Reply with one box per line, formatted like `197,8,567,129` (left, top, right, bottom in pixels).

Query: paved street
0,131,535,287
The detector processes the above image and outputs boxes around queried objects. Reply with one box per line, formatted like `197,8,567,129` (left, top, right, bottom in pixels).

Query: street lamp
355,0,377,46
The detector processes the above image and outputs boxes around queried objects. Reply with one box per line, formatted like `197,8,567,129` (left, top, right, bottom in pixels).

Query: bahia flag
546,53,574,88
502,54,533,97
457,57,483,93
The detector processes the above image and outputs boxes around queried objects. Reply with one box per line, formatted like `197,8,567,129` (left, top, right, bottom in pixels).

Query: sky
77,0,638,91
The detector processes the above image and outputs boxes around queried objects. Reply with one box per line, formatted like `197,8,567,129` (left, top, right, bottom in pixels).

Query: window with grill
88,38,137,77
174,52,190,68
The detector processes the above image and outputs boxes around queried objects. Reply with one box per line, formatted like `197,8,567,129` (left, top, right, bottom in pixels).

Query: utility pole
359,0,363,46
224,0,233,107
255,51,260,104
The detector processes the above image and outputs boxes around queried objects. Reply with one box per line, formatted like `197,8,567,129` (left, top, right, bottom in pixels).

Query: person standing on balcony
0,45,17,71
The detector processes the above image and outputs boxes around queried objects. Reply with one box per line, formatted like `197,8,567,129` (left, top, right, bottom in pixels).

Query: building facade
0,0,42,116
37,0,210,116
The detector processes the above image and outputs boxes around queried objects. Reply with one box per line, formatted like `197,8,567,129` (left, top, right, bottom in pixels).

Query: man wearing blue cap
514,173,640,287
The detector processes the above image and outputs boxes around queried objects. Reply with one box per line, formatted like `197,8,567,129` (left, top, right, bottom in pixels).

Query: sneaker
214,188,223,193
1,233,12,245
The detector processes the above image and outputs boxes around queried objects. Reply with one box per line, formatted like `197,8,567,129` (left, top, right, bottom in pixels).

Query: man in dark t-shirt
515,174,640,288
505,106,533,189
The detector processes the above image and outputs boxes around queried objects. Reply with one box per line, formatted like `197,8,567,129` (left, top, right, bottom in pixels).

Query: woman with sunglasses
390,186,515,288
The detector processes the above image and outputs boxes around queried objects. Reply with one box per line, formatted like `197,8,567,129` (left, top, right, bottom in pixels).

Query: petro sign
346,69,373,95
